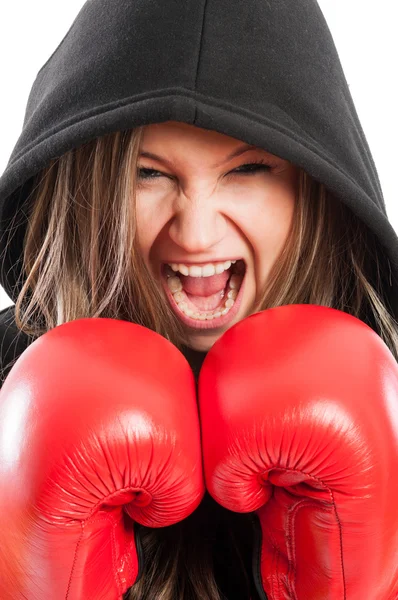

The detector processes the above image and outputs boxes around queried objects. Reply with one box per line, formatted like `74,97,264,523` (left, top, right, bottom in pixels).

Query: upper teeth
168,260,237,278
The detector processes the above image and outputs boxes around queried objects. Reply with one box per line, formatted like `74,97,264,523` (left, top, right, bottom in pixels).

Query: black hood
1,0,398,318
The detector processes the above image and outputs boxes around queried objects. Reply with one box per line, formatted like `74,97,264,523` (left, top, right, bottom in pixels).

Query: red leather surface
0,318,204,599
199,304,398,600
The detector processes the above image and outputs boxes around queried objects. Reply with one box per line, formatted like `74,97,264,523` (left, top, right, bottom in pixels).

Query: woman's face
136,121,298,351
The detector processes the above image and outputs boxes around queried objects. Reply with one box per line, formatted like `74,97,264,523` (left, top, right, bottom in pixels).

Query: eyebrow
139,144,266,169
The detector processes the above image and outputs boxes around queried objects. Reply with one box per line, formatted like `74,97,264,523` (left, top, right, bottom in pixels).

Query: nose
167,194,227,255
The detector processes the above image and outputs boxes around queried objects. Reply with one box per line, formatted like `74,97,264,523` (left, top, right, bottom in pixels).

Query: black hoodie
0,1,397,598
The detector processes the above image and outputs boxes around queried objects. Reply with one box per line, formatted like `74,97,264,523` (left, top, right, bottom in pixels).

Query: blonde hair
3,125,398,599
12,126,398,360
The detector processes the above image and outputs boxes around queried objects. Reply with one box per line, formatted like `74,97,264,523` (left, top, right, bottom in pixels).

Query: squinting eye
136,159,276,183
137,167,165,181
229,161,274,176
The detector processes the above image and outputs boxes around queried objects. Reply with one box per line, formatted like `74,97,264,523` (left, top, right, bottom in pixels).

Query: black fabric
0,305,32,387
182,345,208,384
0,0,397,316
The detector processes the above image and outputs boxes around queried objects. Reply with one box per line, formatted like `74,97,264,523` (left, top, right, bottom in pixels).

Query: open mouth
161,259,247,329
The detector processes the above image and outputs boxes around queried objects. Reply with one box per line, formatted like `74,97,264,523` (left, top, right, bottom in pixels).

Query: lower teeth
166,271,243,321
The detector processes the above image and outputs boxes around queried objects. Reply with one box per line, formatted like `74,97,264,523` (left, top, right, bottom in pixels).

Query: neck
181,345,208,382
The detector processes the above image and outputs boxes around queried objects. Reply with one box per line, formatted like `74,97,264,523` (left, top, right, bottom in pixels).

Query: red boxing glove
199,305,398,600
0,318,204,600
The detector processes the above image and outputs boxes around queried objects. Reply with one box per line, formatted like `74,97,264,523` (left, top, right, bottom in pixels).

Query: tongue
179,270,230,296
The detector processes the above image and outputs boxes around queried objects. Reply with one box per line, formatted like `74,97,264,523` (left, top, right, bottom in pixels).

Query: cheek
270,194,295,242
241,183,295,242
244,185,295,280
255,208,293,269
267,175,296,234
135,191,165,249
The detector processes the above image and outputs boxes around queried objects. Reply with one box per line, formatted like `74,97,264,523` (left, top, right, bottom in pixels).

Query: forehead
140,121,280,165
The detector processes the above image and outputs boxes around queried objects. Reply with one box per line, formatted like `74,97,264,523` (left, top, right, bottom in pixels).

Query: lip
162,258,244,267
160,262,247,330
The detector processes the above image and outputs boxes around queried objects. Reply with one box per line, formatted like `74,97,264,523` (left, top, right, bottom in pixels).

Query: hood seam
8,92,358,194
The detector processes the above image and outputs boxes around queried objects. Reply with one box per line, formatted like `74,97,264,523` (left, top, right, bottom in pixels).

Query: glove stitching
110,516,124,595
123,534,135,585
285,494,345,600
276,546,282,599
265,521,281,599
66,521,85,599
268,467,346,599
262,496,337,600
103,511,137,595
85,511,130,595
269,532,275,597
66,512,130,598
286,499,318,600
86,511,125,595
330,489,346,599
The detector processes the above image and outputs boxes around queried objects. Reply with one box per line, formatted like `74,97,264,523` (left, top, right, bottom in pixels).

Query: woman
0,0,397,599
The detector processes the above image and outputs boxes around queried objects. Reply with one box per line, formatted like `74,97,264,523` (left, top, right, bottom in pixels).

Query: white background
0,1,396,310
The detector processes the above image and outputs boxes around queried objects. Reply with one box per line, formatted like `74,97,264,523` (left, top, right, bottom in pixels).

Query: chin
186,332,221,353
187,321,236,352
